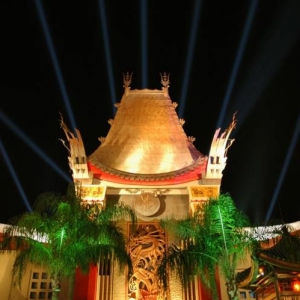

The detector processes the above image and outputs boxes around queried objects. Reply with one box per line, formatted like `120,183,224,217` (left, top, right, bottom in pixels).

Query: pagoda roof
88,85,205,179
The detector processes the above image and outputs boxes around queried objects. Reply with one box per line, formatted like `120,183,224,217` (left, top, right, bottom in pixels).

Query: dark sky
1,0,300,225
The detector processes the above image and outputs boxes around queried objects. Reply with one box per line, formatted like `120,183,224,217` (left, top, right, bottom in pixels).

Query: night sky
1,0,300,225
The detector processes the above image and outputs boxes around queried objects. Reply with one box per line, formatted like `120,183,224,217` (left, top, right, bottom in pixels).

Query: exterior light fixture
292,280,300,292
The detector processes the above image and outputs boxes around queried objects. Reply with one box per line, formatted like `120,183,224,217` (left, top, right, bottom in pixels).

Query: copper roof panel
89,89,203,174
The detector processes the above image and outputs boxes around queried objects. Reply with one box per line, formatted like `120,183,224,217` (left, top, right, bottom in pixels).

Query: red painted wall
73,265,98,300
198,270,222,300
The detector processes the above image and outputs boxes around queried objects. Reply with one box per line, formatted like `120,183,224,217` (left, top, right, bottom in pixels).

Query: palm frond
159,192,254,299
0,185,136,298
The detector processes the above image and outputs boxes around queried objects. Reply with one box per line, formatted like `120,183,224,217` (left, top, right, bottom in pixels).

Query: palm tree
1,184,136,300
158,193,253,300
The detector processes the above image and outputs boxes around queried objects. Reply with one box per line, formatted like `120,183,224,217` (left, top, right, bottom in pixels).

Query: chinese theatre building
60,72,237,300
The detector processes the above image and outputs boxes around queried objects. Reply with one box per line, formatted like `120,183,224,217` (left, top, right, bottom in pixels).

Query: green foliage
0,184,136,299
158,193,254,300
202,194,252,272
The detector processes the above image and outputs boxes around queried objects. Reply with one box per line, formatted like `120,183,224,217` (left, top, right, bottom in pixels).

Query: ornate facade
60,73,237,300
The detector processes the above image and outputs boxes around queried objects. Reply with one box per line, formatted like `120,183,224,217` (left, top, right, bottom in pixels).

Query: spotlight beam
0,109,71,183
216,0,258,129
265,113,300,222
34,0,77,133
98,0,117,114
227,0,300,130
178,0,202,118
0,138,32,213
140,0,148,88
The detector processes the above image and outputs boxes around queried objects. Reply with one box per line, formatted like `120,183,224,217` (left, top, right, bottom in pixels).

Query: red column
73,265,98,300
197,269,222,300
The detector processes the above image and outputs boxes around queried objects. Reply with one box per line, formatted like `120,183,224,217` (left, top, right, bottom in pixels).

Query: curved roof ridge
88,155,207,182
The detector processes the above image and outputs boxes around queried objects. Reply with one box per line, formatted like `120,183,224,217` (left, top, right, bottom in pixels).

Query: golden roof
89,83,204,175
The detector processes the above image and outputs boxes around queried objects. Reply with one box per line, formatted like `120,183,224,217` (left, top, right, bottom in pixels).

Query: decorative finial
188,136,196,143
98,137,106,144
222,111,238,138
123,71,133,88
160,72,170,88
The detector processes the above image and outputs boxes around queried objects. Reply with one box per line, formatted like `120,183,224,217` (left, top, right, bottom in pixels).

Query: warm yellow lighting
257,267,264,278
158,149,175,173
124,148,144,173
258,267,264,275
292,281,300,292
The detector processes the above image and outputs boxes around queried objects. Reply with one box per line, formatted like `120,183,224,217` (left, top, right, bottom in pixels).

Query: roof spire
160,72,170,96
123,71,133,95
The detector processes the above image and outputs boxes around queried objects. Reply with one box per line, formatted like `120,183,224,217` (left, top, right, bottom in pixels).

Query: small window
31,282,38,289
240,291,246,298
28,270,51,300
40,282,47,289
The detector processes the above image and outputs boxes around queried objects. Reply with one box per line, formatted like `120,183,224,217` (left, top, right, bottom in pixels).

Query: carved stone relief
128,224,166,300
